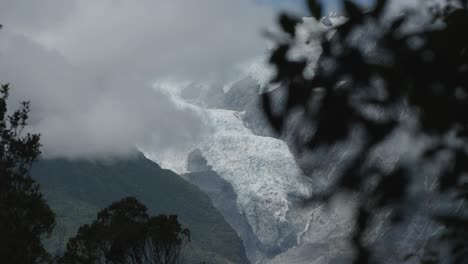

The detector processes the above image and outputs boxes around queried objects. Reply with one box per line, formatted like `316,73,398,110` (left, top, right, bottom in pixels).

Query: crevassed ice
199,109,310,245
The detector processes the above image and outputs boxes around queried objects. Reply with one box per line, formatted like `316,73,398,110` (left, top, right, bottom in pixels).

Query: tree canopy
60,197,190,264
0,83,56,263
264,0,468,263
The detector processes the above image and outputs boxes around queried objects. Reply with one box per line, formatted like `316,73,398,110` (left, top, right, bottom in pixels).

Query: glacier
143,86,317,262
140,16,353,263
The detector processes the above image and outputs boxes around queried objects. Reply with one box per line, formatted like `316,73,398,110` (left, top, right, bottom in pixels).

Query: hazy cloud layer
0,0,275,159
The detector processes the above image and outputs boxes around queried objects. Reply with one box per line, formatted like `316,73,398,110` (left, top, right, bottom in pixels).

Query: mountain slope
183,166,267,263
32,152,249,264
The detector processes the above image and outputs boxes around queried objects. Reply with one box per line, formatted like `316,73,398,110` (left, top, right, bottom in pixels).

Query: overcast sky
0,0,277,159
0,0,378,159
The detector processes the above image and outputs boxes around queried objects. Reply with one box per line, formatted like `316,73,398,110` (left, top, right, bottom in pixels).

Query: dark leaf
344,0,364,22
261,93,284,133
307,0,322,19
390,15,406,33
278,13,300,37
372,0,388,18
374,168,409,207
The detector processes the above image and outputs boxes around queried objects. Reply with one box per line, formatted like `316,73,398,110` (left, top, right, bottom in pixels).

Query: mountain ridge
32,152,249,264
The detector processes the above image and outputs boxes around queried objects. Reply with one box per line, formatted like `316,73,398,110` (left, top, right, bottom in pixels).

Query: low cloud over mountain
0,0,275,159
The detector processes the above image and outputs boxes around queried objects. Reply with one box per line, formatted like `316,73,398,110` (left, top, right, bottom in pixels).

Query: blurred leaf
344,0,364,22
265,2,468,263
390,15,406,33
372,0,388,18
307,0,322,19
374,168,409,207
402,253,416,261
439,149,468,191
278,13,300,36
261,93,283,132
269,45,288,69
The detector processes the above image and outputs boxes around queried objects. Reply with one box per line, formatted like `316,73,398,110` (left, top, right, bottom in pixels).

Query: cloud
0,0,77,32
0,0,275,159
27,0,275,78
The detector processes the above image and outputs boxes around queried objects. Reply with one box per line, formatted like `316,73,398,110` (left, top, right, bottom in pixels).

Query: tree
146,215,190,264
60,197,190,264
264,0,468,263
0,83,56,263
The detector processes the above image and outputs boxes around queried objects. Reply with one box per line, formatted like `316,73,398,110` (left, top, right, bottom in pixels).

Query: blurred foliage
264,0,468,263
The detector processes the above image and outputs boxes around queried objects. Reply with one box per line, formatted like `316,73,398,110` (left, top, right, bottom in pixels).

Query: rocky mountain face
32,152,249,264
182,166,265,262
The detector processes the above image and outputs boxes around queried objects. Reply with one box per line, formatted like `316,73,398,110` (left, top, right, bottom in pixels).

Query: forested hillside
32,152,249,264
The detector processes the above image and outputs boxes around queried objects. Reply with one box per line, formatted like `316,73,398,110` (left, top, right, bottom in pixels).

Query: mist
0,0,276,159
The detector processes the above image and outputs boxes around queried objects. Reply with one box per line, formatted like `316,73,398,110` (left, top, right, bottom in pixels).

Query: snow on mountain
142,83,316,261
200,108,311,244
